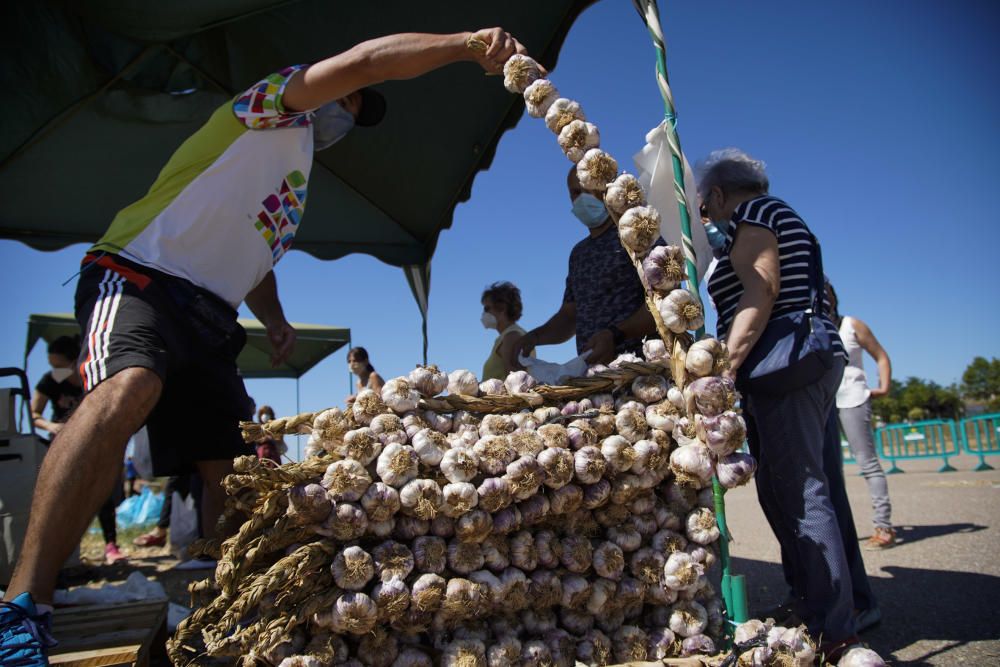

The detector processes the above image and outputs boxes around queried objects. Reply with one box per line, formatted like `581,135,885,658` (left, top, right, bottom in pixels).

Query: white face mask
481,312,498,330
51,367,73,383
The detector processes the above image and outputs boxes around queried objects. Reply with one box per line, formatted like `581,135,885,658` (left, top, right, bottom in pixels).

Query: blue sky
2,0,997,457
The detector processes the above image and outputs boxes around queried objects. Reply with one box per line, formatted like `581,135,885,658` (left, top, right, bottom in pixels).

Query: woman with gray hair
698,148,876,659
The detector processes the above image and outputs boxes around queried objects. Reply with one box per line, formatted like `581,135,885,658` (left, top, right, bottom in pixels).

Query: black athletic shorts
74,253,254,476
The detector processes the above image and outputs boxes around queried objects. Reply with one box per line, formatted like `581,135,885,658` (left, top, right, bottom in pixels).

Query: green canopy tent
1,1,594,359
26,311,350,384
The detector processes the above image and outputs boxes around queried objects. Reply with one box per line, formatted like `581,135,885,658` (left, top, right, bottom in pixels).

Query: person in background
698,148,875,660
347,347,384,404
827,280,896,549
132,474,203,550
254,405,284,466
481,282,531,380
123,457,139,498
509,166,657,367
31,336,127,567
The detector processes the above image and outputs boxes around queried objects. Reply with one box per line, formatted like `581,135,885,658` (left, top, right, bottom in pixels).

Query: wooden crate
48,599,168,667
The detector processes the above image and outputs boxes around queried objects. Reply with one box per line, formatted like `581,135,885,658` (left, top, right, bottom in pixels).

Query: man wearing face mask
508,167,659,368
1,28,531,662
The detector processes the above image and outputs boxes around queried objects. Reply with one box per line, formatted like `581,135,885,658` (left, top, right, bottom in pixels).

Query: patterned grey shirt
563,225,657,355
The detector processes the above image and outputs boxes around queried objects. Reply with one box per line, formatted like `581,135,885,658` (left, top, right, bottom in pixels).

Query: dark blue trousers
744,358,862,642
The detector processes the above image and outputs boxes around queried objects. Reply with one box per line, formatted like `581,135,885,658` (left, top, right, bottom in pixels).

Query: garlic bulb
331,545,374,590
523,78,559,118
615,408,648,443
447,541,485,575
430,514,455,538
503,370,538,396
382,378,422,414
410,572,446,612
641,245,685,294
603,173,647,216
402,412,431,440
361,482,401,523
607,524,643,553
479,378,506,396
766,625,816,665
536,423,569,448
468,570,503,609
618,205,662,256
595,501,629,528
560,535,593,573
533,447,571,489
566,419,598,449
508,430,544,457
576,148,618,192
277,658,321,667
502,54,541,94
669,600,708,638
663,552,705,593
392,515,429,540
680,634,716,657
533,530,563,569
630,547,666,586
548,483,583,515
505,455,545,500
716,451,757,489
487,636,522,667
684,375,737,418
516,493,550,525
601,435,638,473
287,483,331,524
474,435,516,476
582,478,612,509
658,288,705,333
441,481,478,517
667,385,686,412
499,567,530,610
559,608,594,636
673,417,699,447
642,338,669,367
412,428,448,467
372,578,410,624
340,426,382,464
448,369,480,396
451,424,481,449
592,541,625,580
669,444,715,488
616,577,646,609
441,638,486,667
577,629,612,667
586,577,617,615
412,536,447,574
393,648,432,667
652,528,689,554
376,443,420,488
353,389,389,425
373,540,415,582
574,446,607,484
533,405,561,422
631,375,668,405
520,639,552,666
629,513,659,540
557,119,600,162
645,627,677,660
838,648,887,667
477,477,512,513
529,569,563,608
441,448,481,484
631,439,665,475
408,365,448,397
455,509,493,543
613,625,649,663
399,478,442,520
479,414,517,437
426,410,453,434
645,399,680,432
509,530,538,571
491,505,522,535
482,534,511,572
332,592,378,635
544,98,585,134
322,460,371,501
560,574,592,610
686,507,721,545
697,410,747,457
685,337,727,378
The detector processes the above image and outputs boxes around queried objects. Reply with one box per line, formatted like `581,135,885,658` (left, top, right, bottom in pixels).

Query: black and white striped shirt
706,195,846,358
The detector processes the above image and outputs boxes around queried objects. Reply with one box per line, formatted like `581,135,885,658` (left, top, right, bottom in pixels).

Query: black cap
356,88,386,127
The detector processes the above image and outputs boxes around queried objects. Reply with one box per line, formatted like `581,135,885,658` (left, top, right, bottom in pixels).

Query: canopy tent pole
631,0,748,634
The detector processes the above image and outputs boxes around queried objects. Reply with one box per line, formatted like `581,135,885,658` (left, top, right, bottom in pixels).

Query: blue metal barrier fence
960,413,1000,472
874,419,960,473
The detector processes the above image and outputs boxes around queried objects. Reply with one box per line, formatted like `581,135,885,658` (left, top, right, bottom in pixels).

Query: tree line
871,356,1000,424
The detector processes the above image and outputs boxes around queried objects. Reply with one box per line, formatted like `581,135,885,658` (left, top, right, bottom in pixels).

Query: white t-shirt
836,316,871,409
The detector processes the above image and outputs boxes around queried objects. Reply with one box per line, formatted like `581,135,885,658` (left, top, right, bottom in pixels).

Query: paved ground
723,452,1000,665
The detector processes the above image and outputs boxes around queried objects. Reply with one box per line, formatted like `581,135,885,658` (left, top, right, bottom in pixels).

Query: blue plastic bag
115,487,164,529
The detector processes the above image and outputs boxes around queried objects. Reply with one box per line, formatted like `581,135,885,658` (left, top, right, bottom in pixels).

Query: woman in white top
480,282,530,380
827,281,896,549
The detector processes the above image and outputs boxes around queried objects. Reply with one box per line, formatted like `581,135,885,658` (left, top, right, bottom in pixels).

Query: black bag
736,234,835,395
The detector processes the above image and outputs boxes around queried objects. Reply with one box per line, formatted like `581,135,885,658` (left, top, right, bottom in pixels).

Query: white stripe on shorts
84,270,126,389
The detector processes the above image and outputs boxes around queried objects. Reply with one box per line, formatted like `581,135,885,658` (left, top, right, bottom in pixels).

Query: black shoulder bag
736,233,836,395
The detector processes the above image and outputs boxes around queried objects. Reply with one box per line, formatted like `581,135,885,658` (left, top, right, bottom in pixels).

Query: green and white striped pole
631,0,749,635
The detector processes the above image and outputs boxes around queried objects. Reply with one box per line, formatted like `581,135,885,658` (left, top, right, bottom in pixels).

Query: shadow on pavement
731,557,1000,665
890,522,987,546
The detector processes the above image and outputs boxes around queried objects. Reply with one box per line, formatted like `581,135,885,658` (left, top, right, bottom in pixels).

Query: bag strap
806,230,825,317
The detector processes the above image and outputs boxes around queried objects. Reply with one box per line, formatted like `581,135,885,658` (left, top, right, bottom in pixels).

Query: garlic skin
447,541,485,575
652,528,689,555
537,423,569,449
577,629,613,666
371,578,410,625
509,430,544,457
503,370,538,396
645,399,680,432
658,288,706,333
669,443,715,488
663,552,705,593
632,374,670,404
331,545,374,591
576,148,619,192
560,535,594,573
686,507,721,545
361,482,401,523
548,483,583,515
685,337,727,378
573,446,607,484
716,451,758,489
455,509,493,543
441,448,481,484
286,483,331,524
393,648,432,667
448,369,480,396
601,435,638,473
481,534,511,572
505,455,545,500
618,205,662,256
399,478,443,520
440,481,478,518
332,592,378,635
669,600,708,638
523,78,559,119
487,636,522,667
582,478,612,509
604,173,647,216
376,443,420,488
479,378,507,396
684,375,737,418
508,530,538,571
411,428,448,467
372,540,415,582
641,245,686,293
615,408,649,444
544,98,585,134
537,447,574,489
477,477,512,513
613,625,649,664
441,638,486,667
382,378,422,413
557,119,601,162
408,365,448,397
642,338,670,366
697,410,748,457
353,389,389,425
838,647,887,667
411,572,447,612
474,435,516,476
342,425,381,464
680,634,716,657
502,54,541,94
322,459,371,501
592,541,626,580
412,536,447,575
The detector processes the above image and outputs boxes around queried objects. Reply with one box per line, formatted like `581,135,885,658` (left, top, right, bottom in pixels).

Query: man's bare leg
195,459,237,541
3,367,162,604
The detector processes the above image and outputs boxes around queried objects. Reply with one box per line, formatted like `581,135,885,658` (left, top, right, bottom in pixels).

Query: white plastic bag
168,491,199,559
518,352,591,386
